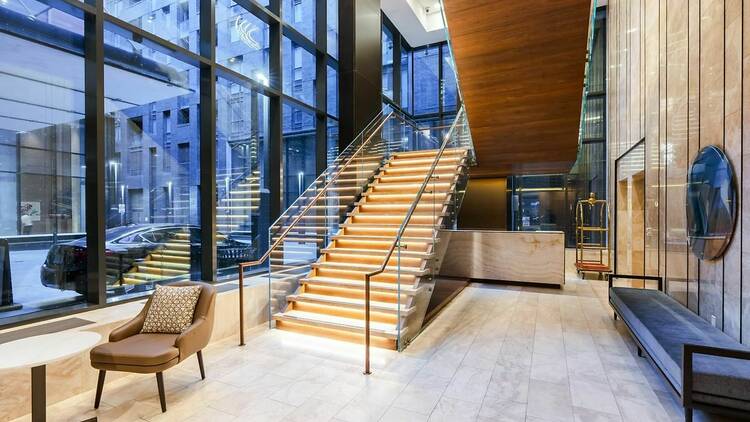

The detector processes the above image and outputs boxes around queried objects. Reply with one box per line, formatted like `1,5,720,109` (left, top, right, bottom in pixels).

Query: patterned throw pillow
141,285,202,334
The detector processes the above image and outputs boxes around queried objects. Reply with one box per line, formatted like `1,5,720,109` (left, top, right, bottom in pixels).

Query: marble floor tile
526,379,575,422
12,275,711,422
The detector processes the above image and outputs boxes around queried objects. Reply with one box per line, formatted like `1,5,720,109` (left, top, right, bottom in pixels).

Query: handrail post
239,263,245,346
364,273,371,375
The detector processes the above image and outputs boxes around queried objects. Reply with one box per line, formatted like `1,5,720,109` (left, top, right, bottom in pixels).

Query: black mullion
268,19,283,219
315,0,327,176
199,0,217,282
393,33,402,107
84,4,106,304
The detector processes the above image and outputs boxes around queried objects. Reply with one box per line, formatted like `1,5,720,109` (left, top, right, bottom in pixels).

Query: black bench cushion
610,287,750,410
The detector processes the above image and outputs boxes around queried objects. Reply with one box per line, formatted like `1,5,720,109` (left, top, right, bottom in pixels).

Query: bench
607,274,750,421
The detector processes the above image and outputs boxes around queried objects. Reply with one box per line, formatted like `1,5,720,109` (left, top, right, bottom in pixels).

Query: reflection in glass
327,66,338,117
216,78,271,278
0,1,88,318
282,102,316,207
327,119,339,166
104,28,200,300
327,0,338,58
401,45,411,112
382,27,394,99
442,47,458,111
283,37,316,106
413,46,440,115
283,0,316,41
216,1,271,86
686,146,737,260
104,0,198,52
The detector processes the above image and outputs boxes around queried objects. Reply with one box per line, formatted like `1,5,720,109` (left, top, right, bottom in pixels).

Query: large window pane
216,1,271,86
104,0,198,52
382,27,394,99
327,0,338,58
283,0,316,41
327,119,339,166
282,103,316,207
400,45,411,112
413,46,439,115
216,78,270,277
104,27,200,301
442,46,458,111
283,37,316,106
327,66,338,117
0,2,87,319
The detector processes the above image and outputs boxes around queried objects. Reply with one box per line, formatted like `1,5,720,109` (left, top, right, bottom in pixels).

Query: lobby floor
11,274,729,422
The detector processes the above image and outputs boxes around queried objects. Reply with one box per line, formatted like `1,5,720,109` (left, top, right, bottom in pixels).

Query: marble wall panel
608,0,749,339
665,0,689,305
723,0,743,340
686,0,701,313
698,0,725,327
644,0,661,279
742,0,750,346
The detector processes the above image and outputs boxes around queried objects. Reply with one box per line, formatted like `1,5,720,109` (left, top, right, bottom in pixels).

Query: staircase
272,147,469,349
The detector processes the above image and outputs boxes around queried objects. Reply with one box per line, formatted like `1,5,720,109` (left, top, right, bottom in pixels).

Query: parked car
41,224,255,295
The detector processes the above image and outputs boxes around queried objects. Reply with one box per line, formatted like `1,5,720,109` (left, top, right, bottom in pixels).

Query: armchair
89,281,216,412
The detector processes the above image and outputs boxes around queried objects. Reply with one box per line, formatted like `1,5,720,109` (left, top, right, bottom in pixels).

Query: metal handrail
362,107,467,374
237,110,398,345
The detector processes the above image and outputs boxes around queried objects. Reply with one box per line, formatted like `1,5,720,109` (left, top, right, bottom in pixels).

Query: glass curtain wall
0,0,338,324
381,15,460,131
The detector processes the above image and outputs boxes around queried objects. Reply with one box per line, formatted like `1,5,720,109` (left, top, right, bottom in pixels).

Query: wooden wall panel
442,0,591,177
609,0,749,340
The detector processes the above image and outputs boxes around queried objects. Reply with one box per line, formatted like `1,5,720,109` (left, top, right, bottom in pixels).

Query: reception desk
438,229,565,286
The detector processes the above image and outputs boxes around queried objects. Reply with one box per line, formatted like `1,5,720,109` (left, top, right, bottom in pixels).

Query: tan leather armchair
90,281,216,412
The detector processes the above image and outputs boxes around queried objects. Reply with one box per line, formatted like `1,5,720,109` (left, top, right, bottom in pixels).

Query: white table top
0,331,101,370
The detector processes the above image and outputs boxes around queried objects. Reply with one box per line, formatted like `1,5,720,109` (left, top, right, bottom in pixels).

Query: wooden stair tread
312,261,427,275
288,293,415,314
300,276,419,293
274,310,402,338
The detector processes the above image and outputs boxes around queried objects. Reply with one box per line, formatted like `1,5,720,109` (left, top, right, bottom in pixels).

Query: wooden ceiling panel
443,0,592,177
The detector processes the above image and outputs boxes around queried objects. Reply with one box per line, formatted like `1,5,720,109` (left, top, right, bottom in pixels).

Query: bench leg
684,407,692,422
613,312,618,321
156,372,166,412
197,350,206,380
94,370,106,409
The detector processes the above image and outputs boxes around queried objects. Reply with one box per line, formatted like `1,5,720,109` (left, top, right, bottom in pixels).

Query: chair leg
94,370,106,409
197,350,206,380
156,372,166,413
684,407,692,422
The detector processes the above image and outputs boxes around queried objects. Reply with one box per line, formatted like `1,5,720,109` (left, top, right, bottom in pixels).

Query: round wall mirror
686,145,737,260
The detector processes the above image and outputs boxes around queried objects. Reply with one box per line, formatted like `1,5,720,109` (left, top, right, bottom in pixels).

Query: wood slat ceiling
443,0,592,177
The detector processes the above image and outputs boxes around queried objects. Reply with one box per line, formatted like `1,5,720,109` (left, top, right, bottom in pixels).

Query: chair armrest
682,343,750,405
109,309,147,342
175,316,211,360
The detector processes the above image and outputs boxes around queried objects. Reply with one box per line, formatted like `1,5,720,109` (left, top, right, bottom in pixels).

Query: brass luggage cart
575,193,611,279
